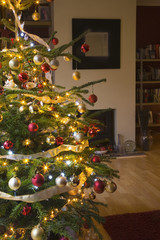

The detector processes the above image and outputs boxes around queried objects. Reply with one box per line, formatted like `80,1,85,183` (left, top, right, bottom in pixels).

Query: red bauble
83,126,89,133
28,122,39,132
0,63,2,69
21,205,31,216
18,72,29,83
94,179,105,194
91,156,101,163
37,83,43,89
52,37,59,45
55,136,64,145
59,237,69,240
41,63,51,73
88,128,97,138
88,94,98,103
0,86,4,95
81,43,90,53
3,140,13,150
48,106,56,111
32,173,44,187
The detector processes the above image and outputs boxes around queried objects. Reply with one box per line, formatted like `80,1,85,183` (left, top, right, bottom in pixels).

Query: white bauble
33,54,44,65
9,57,20,70
50,59,59,70
8,177,21,190
31,225,44,240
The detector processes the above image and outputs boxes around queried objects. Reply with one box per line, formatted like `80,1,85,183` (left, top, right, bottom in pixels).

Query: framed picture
38,6,50,21
72,18,121,69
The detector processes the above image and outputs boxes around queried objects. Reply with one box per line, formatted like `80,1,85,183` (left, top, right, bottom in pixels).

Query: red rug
103,210,160,240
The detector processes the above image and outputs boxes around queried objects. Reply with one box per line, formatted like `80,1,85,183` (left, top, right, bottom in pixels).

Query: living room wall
53,0,136,145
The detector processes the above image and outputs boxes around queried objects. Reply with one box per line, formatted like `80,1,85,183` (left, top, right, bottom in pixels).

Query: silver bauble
31,225,44,240
29,104,39,114
74,132,84,142
77,103,86,113
50,59,59,70
70,175,80,187
8,177,21,190
9,57,20,70
46,135,55,145
33,54,44,65
19,106,25,112
55,176,67,187
105,181,117,193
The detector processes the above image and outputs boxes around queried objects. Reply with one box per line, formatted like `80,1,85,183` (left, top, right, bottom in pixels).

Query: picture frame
72,18,121,69
38,6,50,21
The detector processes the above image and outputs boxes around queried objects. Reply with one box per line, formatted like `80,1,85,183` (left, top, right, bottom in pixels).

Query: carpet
103,210,160,240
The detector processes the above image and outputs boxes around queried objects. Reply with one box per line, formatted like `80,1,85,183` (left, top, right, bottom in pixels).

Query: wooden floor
92,134,160,240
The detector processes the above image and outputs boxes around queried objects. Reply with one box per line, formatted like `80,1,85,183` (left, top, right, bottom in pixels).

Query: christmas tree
0,0,119,239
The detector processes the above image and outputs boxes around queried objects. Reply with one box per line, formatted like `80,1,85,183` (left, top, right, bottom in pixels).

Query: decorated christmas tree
0,0,119,239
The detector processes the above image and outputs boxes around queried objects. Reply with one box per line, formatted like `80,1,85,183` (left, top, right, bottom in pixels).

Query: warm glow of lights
14,167,18,171
21,100,26,105
33,77,38,81
72,198,78,202
79,157,83,161
33,68,37,72
44,217,47,221
24,139,31,146
17,55,22,59
67,199,71,204
60,156,63,160
2,0,6,5
55,113,59,118
20,45,23,49
3,162,7,166
16,37,20,42
4,234,8,238
43,164,49,173
23,158,29,164
56,157,59,161
35,0,40,4
43,82,47,86
65,92,70,96
10,227,14,231
74,160,77,163
52,85,55,89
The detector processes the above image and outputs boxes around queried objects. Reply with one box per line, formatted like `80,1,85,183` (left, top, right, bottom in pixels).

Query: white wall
54,0,136,145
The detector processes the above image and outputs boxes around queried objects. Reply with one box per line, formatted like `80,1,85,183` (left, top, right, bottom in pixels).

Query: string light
23,158,29,164
43,164,49,173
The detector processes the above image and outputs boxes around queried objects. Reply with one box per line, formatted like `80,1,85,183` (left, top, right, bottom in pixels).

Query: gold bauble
50,59,59,70
70,175,80,187
8,177,21,191
0,114,3,122
33,54,44,65
63,56,71,62
9,57,20,70
77,103,87,113
89,191,96,200
68,188,78,195
72,71,80,80
55,176,67,187
46,135,55,145
32,11,40,21
31,225,44,240
105,181,117,193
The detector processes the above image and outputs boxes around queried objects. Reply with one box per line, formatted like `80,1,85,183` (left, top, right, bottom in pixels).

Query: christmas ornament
89,191,96,200
52,37,59,45
70,175,80,187
37,83,43,89
31,225,44,240
77,103,86,113
0,62,2,68
0,86,4,95
48,106,56,111
55,176,67,187
21,205,31,216
84,180,90,188
0,114,3,122
55,136,64,145
9,57,20,70
28,122,39,132
63,56,71,61
94,179,105,194
81,43,90,53
46,135,55,145
68,188,78,195
4,79,15,88
50,59,59,70
33,54,44,65
8,177,21,191
72,71,80,80
105,181,117,193
32,173,44,187
82,126,89,133
91,156,101,163
3,140,13,150
29,104,39,114
41,63,50,73
74,132,84,142
19,106,25,112
88,94,98,103
18,72,29,83
88,128,97,138
32,11,40,21
60,237,69,240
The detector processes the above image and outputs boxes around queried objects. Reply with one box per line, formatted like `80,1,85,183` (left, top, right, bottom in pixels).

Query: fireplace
87,108,115,148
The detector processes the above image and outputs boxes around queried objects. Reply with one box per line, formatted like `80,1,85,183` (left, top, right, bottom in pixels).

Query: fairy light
43,164,49,173
4,234,8,238
21,100,26,105
8,150,13,155
79,157,83,161
3,162,7,166
55,113,59,118
52,85,55,89
66,160,71,165
33,67,37,72
17,55,22,59
20,32,24,37
2,0,6,5
56,157,59,161
48,175,53,180
43,82,47,86
23,158,29,164
16,37,20,42
30,42,34,47
65,92,70,96
44,217,47,221
14,166,18,171
23,139,31,146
